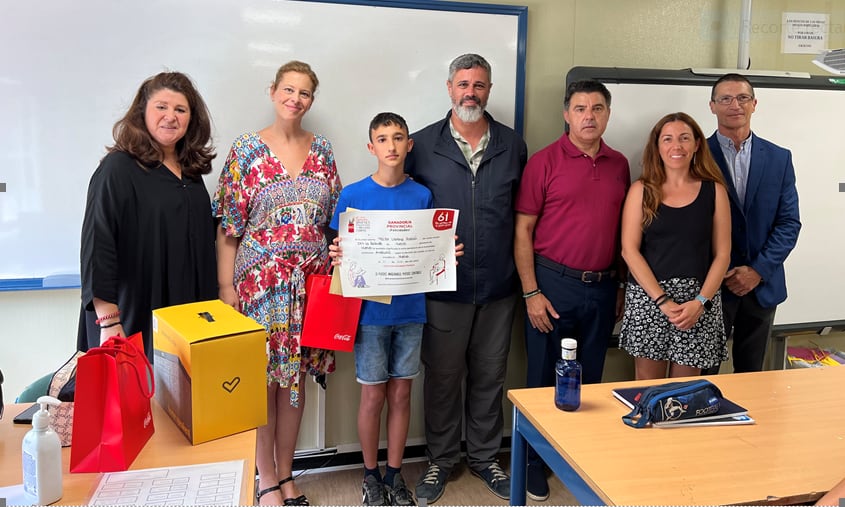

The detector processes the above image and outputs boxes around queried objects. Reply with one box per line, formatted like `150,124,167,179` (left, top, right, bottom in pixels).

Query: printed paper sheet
87,459,244,505
338,208,459,297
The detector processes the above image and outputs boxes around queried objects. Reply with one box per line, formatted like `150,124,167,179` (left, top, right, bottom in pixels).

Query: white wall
0,289,79,401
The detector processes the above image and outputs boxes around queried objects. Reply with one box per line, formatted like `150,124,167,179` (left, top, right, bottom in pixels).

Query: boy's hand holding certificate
338,208,459,297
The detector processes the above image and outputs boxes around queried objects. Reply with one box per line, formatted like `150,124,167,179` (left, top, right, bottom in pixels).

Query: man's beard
453,98,485,123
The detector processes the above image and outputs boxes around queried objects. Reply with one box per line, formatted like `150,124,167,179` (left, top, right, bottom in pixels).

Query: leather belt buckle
581,271,599,283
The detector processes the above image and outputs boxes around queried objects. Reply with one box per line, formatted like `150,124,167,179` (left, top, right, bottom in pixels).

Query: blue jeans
354,323,423,384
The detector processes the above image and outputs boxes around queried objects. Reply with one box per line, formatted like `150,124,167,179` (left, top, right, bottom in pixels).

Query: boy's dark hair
710,73,755,101
564,79,612,110
368,112,409,141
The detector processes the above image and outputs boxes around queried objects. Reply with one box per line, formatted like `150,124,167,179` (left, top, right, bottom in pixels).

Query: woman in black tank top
618,112,732,380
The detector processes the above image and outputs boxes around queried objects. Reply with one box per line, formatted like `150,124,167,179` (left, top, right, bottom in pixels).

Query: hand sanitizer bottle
555,338,582,411
22,395,63,505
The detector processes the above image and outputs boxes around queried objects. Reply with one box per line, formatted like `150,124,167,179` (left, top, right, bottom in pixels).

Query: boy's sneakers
415,462,449,504
470,462,510,500
527,463,550,501
362,474,388,506
384,473,416,506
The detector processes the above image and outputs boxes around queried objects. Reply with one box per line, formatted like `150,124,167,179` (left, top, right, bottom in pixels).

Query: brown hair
272,60,319,94
109,71,215,178
640,112,725,226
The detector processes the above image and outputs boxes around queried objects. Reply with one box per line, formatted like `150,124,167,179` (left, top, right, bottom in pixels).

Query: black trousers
702,291,776,375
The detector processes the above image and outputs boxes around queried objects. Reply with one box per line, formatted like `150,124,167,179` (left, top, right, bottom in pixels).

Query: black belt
535,254,615,283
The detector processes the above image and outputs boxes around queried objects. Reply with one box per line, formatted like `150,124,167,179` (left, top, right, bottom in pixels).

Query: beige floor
290,457,579,506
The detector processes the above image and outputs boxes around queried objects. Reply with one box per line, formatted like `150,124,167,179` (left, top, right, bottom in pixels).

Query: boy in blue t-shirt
329,112,435,506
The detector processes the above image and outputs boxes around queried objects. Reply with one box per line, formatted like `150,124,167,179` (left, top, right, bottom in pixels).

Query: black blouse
640,180,715,283
77,151,218,362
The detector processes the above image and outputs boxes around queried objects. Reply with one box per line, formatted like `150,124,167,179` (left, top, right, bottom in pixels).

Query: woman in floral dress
213,60,340,506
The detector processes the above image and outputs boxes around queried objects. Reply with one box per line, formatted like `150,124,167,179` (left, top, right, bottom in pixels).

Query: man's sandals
256,476,309,505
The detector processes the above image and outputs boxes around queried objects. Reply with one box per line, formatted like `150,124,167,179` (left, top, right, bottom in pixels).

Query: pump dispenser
22,395,63,505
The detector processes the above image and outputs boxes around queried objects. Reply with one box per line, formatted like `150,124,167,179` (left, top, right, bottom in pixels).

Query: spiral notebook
613,385,755,427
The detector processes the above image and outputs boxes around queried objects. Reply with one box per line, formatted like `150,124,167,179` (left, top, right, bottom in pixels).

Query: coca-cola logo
334,334,352,342
143,411,152,429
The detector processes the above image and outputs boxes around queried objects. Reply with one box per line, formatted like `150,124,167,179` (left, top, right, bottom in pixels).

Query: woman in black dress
77,72,218,362
619,112,731,379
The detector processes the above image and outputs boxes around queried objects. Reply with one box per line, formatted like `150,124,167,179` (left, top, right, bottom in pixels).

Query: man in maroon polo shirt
513,79,630,501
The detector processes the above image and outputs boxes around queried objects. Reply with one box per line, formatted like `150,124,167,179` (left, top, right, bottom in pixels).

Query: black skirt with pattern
619,278,728,369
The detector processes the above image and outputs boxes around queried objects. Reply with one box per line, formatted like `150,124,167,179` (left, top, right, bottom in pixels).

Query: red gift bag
301,274,362,352
70,333,155,472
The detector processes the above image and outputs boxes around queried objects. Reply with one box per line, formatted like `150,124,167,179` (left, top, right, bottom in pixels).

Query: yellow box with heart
152,299,267,444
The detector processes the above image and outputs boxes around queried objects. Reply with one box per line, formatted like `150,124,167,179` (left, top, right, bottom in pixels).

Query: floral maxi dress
213,132,341,406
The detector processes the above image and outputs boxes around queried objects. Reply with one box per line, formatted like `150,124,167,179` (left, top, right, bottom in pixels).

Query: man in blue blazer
703,73,801,374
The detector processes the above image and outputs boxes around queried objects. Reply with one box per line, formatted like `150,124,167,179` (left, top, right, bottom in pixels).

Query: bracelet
655,295,673,307
653,293,669,305
95,310,120,325
522,289,542,299
99,320,122,330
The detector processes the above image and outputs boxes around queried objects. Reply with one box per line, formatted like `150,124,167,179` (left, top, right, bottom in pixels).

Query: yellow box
152,300,267,444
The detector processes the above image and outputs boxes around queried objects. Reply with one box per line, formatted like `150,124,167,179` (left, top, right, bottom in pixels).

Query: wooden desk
0,401,256,505
509,367,845,505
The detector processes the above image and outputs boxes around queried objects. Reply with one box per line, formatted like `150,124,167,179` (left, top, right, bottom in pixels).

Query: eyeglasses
713,94,754,106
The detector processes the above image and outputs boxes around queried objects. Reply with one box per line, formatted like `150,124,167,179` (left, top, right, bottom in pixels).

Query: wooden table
0,401,256,505
509,367,845,505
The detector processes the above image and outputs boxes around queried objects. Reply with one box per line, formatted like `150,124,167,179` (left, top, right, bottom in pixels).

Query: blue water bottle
555,338,581,411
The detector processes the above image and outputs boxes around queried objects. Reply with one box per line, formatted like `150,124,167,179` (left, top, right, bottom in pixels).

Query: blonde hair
271,60,319,94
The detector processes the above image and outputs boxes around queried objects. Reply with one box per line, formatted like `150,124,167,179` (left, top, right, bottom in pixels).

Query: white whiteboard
0,0,526,289
567,68,845,328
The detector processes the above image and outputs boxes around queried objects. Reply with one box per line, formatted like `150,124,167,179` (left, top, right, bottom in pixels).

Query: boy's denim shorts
354,323,424,384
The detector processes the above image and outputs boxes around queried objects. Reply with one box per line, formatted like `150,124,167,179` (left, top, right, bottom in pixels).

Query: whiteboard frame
0,0,527,291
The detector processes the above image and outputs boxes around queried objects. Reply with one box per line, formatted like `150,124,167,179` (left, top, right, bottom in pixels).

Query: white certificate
338,208,459,297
